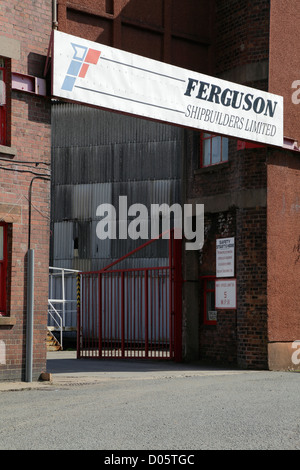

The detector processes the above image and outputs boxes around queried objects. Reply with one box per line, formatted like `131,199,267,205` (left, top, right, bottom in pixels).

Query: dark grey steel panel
52,103,184,148
51,103,183,269
52,103,183,185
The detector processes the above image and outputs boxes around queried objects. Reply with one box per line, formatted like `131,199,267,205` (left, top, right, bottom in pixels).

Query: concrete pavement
1,351,299,450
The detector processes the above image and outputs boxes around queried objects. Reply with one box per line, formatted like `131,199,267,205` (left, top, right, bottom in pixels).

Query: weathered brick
0,0,52,381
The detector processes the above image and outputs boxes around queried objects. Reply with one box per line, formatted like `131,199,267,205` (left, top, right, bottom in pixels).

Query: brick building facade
1,0,297,380
51,0,299,370
184,0,300,369
0,1,52,381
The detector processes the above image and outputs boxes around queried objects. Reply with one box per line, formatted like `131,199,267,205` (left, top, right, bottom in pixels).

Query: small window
0,58,7,146
201,133,228,167
203,277,217,325
0,223,8,316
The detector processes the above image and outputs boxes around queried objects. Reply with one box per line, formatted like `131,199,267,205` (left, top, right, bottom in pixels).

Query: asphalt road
0,351,299,451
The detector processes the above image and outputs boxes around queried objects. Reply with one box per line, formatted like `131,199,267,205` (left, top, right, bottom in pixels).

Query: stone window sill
0,317,16,326
0,145,17,157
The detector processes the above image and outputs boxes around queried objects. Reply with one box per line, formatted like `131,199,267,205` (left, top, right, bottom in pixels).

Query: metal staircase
46,327,62,351
47,267,80,351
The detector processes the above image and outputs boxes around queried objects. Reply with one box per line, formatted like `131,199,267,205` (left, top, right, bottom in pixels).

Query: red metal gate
77,231,182,361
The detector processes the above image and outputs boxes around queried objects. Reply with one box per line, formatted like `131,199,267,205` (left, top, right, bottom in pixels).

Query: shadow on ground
46,350,246,380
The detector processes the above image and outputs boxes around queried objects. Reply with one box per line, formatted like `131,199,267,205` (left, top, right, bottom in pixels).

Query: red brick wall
186,130,269,367
181,1,272,368
186,1,300,369
198,210,238,366
269,0,300,145
235,206,268,369
197,206,268,369
0,0,52,381
214,0,270,78
267,149,300,343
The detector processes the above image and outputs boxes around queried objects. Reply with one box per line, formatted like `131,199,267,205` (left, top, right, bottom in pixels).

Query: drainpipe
25,248,34,382
52,0,58,30
25,176,50,382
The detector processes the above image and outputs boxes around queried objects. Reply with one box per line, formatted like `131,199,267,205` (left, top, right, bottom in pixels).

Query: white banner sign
52,31,284,147
215,279,237,309
216,237,235,277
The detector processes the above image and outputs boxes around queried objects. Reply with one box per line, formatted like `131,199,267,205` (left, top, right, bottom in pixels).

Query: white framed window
201,133,228,167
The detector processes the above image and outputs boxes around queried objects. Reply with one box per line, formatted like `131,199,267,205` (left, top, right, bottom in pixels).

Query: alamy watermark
292,340,300,365
95,196,204,251
292,81,300,104
0,340,5,365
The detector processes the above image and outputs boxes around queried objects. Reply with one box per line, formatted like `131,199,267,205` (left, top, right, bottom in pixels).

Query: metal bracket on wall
12,72,47,96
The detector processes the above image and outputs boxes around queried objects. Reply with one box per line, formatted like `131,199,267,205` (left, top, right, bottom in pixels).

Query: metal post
62,268,65,327
98,273,102,357
169,234,174,358
144,270,149,358
173,236,183,362
76,273,81,359
26,249,34,382
121,272,125,357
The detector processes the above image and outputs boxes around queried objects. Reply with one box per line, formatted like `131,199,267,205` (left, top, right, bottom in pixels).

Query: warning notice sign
216,237,235,278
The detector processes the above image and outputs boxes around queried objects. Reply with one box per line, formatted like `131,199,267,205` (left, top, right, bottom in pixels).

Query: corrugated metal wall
51,103,183,271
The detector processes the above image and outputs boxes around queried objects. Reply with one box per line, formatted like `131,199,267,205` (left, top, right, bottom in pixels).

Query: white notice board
216,237,235,277
215,279,237,309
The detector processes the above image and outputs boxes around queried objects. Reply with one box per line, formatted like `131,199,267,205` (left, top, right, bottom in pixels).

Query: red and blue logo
61,43,101,92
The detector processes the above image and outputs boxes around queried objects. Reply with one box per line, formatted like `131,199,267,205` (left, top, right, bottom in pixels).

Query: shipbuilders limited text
184,78,279,137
